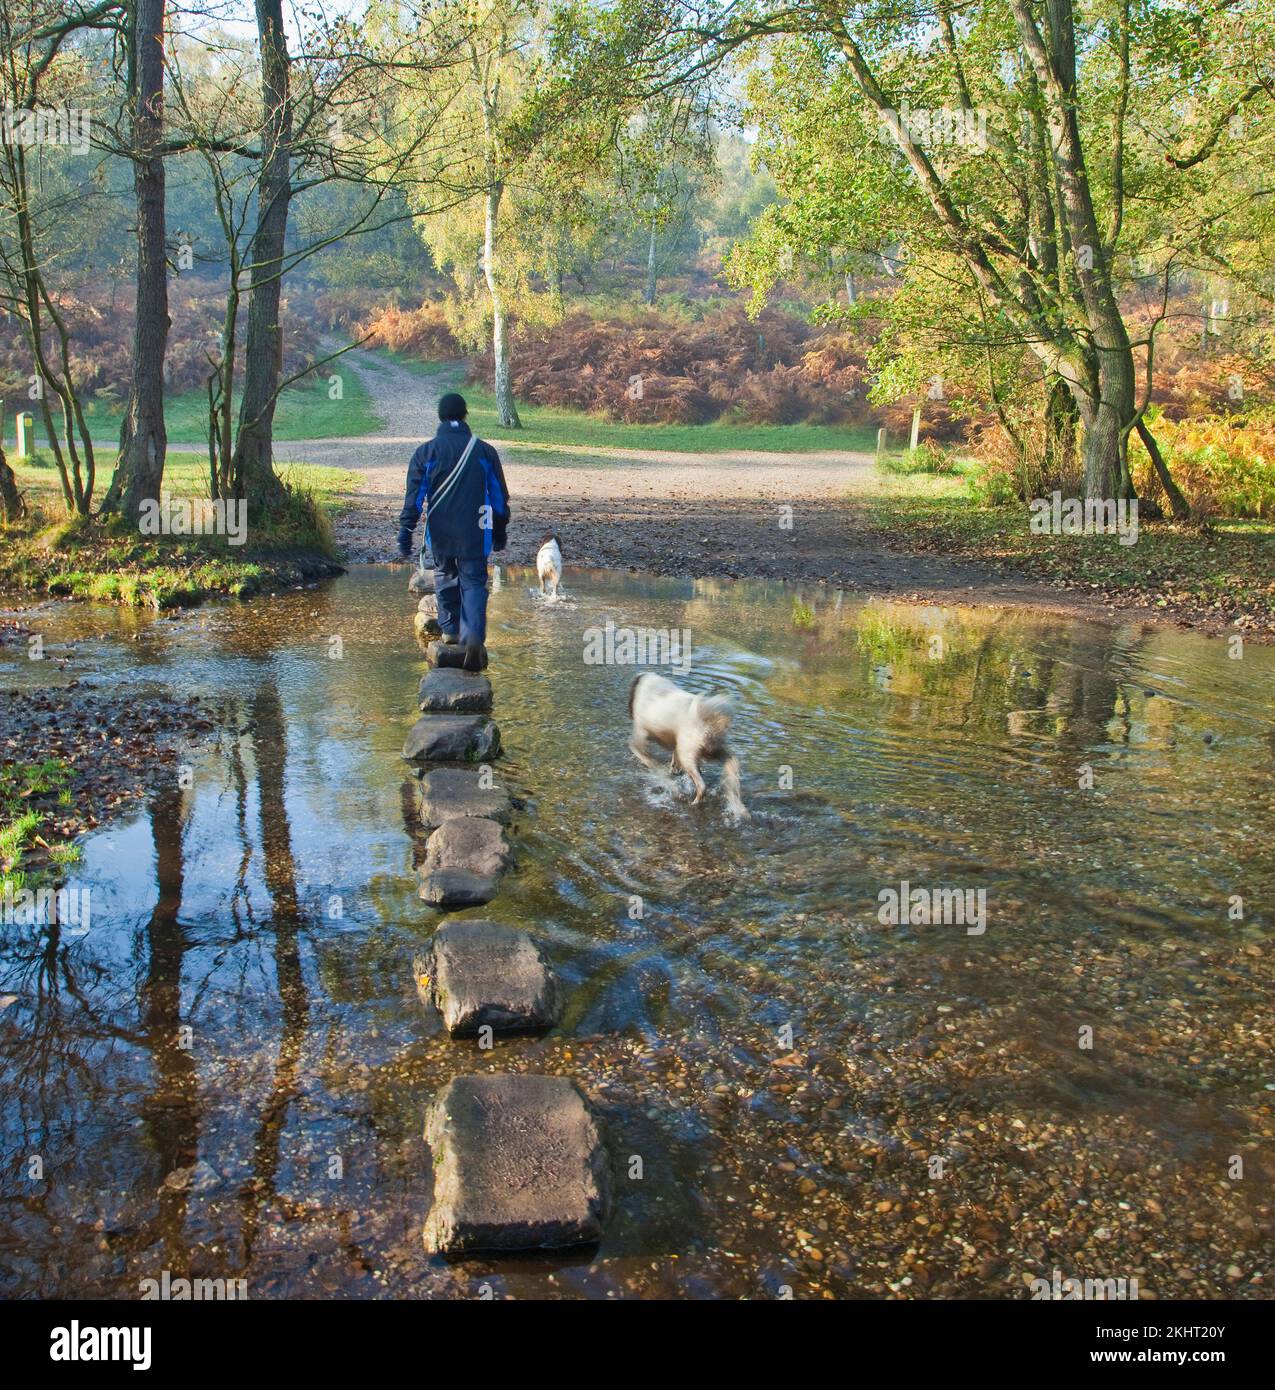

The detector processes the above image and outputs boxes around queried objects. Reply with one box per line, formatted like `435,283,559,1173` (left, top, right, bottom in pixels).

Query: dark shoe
462,640,488,672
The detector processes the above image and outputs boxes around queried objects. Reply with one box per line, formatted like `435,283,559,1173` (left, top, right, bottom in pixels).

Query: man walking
397,392,510,669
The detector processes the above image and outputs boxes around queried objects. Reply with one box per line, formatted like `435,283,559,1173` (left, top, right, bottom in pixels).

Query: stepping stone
427,640,487,671
422,816,511,879
402,714,500,765
417,595,438,616
415,920,562,1036
409,569,435,595
418,868,499,908
417,668,492,714
422,1074,611,1254
414,610,442,641
418,768,512,829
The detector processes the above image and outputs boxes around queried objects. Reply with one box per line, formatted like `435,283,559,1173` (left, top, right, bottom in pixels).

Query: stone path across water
420,920,563,1037
401,573,612,1254
423,1075,611,1256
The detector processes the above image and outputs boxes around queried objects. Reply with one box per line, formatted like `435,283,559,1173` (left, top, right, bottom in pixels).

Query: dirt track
275,349,1183,628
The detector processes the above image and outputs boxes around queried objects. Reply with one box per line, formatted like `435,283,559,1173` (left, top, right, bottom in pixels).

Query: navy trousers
434,555,490,644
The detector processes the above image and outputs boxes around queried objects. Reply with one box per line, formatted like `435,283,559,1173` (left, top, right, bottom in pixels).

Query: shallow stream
1,568,1271,1298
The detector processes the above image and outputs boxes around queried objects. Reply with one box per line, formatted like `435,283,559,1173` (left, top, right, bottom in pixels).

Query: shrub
359,301,464,359
0,277,322,405
461,306,904,428
881,440,955,475
1134,414,1275,518
966,462,1021,506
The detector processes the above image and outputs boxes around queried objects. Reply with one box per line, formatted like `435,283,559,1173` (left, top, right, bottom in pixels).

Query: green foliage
965,464,1020,508
0,759,74,891
1136,414,1275,519
881,441,956,476
854,610,913,666
722,0,1275,500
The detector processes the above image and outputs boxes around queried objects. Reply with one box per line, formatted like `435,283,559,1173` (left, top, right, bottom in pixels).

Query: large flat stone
423,816,511,878
417,920,562,1036
427,640,487,671
418,668,492,713
402,714,500,765
418,868,500,908
422,1074,611,1254
418,768,512,829
409,568,435,595
417,595,438,616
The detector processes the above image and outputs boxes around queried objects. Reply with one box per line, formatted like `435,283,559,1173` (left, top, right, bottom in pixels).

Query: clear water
1,567,1271,1299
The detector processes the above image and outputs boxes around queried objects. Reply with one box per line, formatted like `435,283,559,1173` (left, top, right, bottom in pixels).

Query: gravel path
275,348,1138,624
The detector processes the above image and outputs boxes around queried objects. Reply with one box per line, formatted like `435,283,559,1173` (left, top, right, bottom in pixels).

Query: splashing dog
536,533,563,600
628,672,750,820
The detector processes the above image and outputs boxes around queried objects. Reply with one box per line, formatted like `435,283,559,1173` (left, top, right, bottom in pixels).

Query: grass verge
39,370,381,448
0,452,353,608
859,464,1275,632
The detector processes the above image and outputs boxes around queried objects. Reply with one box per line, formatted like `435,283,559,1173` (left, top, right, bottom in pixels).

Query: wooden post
909,407,921,452
876,427,886,465
16,411,33,459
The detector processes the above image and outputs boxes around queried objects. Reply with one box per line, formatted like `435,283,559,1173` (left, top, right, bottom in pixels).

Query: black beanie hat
438,392,467,421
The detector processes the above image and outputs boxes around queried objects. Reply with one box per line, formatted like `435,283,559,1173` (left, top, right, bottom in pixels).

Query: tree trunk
1077,392,1132,500
232,0,293,515
644,225,657,305
210,289,238,499
1013,0,1138,500
0,442,21,520
103,0,170,522
1135,417,1191,520
484,183,521,429
1043,374,1079,488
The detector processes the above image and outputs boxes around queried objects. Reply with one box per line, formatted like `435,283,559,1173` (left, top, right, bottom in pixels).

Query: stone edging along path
403,569,613,1256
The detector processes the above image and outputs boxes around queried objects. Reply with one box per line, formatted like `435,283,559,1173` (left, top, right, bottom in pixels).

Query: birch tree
386,0,568,429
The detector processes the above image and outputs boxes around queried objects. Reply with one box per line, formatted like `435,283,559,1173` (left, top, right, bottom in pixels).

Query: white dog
536,534,563,600
628,672,750,820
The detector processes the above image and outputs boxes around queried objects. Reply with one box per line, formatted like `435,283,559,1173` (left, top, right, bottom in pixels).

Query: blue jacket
399,420,510,561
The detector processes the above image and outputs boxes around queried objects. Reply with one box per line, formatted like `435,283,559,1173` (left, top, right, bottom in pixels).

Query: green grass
860,463,1275,628
39,370,381,448
879,441,958,476
1,451,354,608
374,351,881,455
0,759,76,895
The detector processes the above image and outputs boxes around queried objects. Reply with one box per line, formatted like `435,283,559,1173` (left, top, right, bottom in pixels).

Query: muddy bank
1,619,219,878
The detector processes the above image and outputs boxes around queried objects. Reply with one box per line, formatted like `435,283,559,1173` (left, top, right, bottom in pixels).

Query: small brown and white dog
628,672,750,820
536,533,563,600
